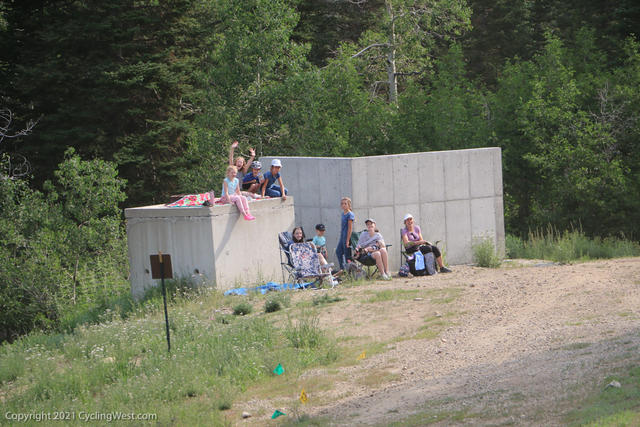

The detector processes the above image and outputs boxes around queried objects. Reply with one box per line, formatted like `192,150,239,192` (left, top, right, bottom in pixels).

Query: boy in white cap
261,159,288,200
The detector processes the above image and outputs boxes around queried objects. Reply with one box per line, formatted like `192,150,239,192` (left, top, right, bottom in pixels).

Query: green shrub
505,234,525,259
472,236,502,268
264,299,282,313
506,227,640,262
232,302,253,316
264,293,290,313
312,293,345,306
285,312,324,349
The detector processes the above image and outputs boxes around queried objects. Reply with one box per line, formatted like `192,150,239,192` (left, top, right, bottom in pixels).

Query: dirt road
242,258,640,425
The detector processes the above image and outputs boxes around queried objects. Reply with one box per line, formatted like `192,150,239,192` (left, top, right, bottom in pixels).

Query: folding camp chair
289,242,336,288
400,228,439,276
278,231,296,283
348,230,392,279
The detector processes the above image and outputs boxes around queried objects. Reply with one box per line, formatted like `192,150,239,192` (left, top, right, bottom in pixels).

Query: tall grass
472,236,503,268
0,289,338,425
506,226,640,263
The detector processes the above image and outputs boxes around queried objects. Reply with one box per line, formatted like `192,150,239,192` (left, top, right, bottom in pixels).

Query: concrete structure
262,147,504,269
125,197,295,298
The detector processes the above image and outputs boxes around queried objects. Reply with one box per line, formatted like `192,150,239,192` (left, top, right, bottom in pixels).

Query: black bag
408,252,437,276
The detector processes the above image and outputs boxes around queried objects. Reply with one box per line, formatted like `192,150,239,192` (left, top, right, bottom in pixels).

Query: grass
0,288,339,426
506,226,640,263
364,289,420,303
564,365,640,426
312,293,345,306
472,235,503,268
232,301,253,315
358,368,401,388
265,292,291,313
424,287,464,304
383,408,476,426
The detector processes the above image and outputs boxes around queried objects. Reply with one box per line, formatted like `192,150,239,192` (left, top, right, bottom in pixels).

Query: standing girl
336,197,354,271
221,165,255,221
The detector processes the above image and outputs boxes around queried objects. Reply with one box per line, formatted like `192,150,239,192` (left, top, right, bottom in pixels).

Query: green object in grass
271,410,286,419
273,363,284,375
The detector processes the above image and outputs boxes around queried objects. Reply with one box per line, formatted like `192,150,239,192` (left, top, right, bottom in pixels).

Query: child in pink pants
220,165,255,221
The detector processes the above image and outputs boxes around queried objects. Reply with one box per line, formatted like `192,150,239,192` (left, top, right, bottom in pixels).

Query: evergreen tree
1,0,209,205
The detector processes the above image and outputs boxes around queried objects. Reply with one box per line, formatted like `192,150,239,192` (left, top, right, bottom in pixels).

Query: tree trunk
386,1,398,104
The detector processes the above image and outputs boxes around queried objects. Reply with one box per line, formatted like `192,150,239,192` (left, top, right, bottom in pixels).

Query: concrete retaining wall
125,197,295,298
262,147,504,269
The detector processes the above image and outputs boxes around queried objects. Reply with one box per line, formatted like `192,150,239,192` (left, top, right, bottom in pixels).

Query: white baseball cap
403,213,414,221
271,159,282,167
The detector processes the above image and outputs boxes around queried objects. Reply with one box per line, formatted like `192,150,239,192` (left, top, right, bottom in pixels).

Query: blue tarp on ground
223,281,313,296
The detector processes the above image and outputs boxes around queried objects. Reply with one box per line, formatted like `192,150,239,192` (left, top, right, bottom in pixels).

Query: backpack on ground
408,251,437,276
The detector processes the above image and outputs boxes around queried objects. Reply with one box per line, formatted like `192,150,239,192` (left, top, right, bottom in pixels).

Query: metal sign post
150,252,173,352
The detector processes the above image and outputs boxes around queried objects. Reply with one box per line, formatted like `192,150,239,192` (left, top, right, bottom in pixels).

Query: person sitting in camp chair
401,213,451,273
353,218,392,280
289,241,337,288
292,227,330,269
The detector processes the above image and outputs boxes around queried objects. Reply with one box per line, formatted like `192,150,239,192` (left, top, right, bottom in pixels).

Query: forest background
1,0,639,341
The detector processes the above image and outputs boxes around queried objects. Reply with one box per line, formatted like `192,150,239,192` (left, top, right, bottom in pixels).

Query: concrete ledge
125,197,294,299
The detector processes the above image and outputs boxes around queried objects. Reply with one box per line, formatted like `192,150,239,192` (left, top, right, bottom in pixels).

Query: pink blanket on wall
165,192,214,207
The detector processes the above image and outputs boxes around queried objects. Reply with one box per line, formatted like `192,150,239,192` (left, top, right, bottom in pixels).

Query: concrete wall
262,147,504,269
125,197,295,299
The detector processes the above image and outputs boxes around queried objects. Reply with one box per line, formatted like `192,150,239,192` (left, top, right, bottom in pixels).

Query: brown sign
149,254,173,279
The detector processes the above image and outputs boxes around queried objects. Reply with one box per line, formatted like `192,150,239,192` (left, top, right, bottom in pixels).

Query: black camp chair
400,229,440,276
348,230,392,279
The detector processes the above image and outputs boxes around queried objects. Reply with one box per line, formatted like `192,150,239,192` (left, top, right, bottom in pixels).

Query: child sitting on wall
220,165,255,221
242,161,264,194
261,159,288,200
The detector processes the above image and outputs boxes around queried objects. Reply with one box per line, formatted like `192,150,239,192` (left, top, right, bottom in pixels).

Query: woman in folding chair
401,213,452,273
354,218,392,280
290,227,336,287
292,227,330,269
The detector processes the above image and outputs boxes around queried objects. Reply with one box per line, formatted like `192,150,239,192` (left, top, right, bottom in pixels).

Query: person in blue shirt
221,165,255,221
242,160,264,193
336,197,354,270
261,159,288,199
312,223,328,259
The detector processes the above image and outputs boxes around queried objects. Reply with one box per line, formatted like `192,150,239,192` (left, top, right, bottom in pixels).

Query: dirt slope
240,258,640,426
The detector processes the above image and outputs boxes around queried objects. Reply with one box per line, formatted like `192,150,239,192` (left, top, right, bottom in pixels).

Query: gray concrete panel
127,197,294,297
471,197,497,238
469,149,497,198
280,157,304,204
494,196,506,255
417,152,446,202
492,148,504,196
351,158,369,208
366,156,394,207
392,154,420,205
319,158,352,208
419,202,447,249
445,200,472,264
444,150,470,201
